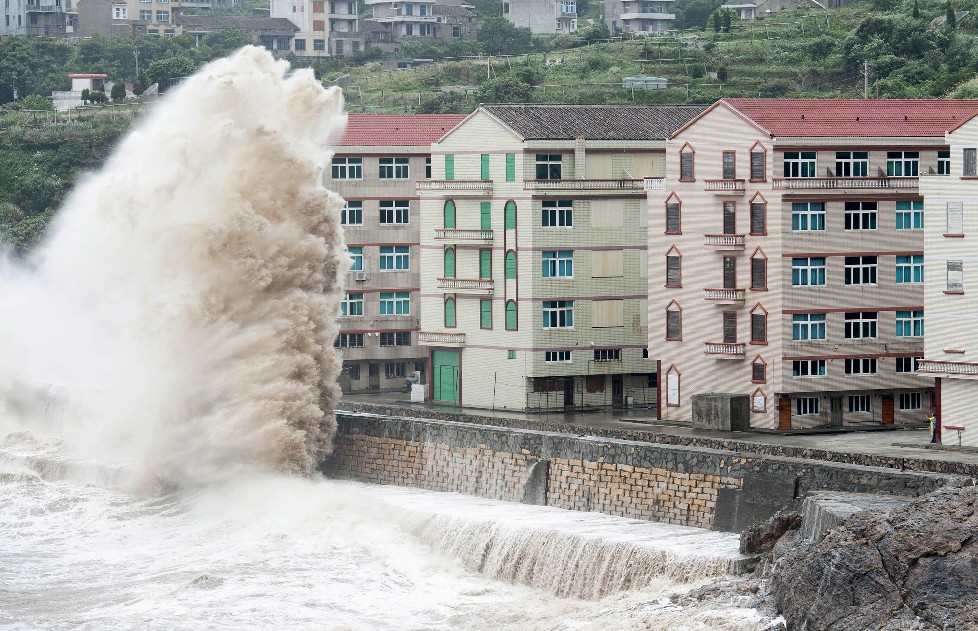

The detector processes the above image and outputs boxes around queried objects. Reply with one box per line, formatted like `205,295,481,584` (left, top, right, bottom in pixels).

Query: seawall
326,406,970,533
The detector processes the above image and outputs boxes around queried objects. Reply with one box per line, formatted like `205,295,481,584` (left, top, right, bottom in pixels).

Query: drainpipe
574,136,586,178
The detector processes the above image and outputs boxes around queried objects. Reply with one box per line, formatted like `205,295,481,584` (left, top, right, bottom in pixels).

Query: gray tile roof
482,104,708,141
177,16,299,33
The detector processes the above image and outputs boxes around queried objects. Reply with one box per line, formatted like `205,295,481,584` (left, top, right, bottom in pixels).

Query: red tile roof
722,99,978,138
336,114,466,147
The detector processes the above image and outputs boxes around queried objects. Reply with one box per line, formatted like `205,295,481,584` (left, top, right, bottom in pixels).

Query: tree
90,90,109,104
579,19,610,44
20,94,53,111
476,75,533,103
133,70,150,96
678,0,724,29
717,65,728,82
945,0,956,29
110,81,127,102
808,35,837,62
477,17,533,55
200,28,254,57
913,0,920,19
148,56,197,92
81,88,91,104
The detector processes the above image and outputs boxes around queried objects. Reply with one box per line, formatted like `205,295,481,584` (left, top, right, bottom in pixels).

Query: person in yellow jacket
929,415,939,444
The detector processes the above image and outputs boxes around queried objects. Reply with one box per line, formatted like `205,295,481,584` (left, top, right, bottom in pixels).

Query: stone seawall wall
326,411,969,532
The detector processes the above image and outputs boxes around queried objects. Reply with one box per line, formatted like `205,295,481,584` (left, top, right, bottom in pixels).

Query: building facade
417,104,703,411
2,0,75,36
271,0,361,59
603,0,675,35
647,99,978,429
364,0,475,48
328,114,465,393
503,0,576,34
918,114,978,445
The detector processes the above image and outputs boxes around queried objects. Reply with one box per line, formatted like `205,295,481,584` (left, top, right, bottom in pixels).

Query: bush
110,81,127,102
19,94,53,111
476,75,533,103
759,80,793,97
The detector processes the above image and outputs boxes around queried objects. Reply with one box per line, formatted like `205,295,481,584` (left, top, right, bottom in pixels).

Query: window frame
896,254,924,284
844,256,878,286
379,245,410,271
886,151,919,177
792,359,826,378
378,156,409,180
896,310,924,337
541,200,573,228
835,151,869,178
791,202,825,232
535,153,562,180
379,200,410,225
895,200,923,230
542,300,574,329
791,257,826,286
665,300,682,341
348,246,363,271
379,291,410,315
844,311,878,340
331,156,363,180
792,313,826,341
542,250,574,278
341,200,363,225
844,201,877,231
340,292,364,317
783,151,817,178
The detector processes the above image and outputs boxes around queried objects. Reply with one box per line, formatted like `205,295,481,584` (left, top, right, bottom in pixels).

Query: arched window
679,143,695,181
665,245,681,288
505,250,517,279
752,388,767,413
444,200,456,229
752,355,767,383
750,303,768,344
750,247,767,291
665,192,682,235
504,200,517,230
444,298,456,328
443,248,455,278
666,365,681,407
749,141,767,182
665,300,682,340
505,300,518,330
749,192,767,236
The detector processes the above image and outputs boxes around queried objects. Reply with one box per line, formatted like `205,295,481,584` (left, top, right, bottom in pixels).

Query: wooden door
882,395,894,425
779,395,791,430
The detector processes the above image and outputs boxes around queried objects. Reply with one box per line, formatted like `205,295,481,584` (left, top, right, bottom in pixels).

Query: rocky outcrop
741,510,801,555
771,486,978,630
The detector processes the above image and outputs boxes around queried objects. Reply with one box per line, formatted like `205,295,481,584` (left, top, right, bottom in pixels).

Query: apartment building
417,104,704,410
918,113,978,445
503,0,576,34
2,0,75,36
328,114,465,393
603,0,675,35
365,0,475,46
648,99,978,429
271,0,361,58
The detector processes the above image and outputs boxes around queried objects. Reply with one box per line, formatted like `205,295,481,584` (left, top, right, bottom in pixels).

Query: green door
432,350,460,404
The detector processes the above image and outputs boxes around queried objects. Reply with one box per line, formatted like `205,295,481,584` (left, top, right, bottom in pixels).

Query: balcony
620,12,676,19
916,360,978,375
704,234,745,250
772,177,918,191
704,342,745,358
644,177,664,191
524,179,646,196
437,278,494,293
418,331,465,346
704,288,745,304
417,180,493,194
434,228,493,242
704,179,746,195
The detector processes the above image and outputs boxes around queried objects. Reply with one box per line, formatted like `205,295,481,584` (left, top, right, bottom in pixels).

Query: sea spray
0,47,348,485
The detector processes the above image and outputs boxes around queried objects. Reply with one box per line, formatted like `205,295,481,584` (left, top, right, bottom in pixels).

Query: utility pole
864,60,869,99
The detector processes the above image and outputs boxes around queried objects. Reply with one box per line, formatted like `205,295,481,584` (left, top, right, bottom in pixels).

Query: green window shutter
480,201,491,230
444,249,455,278
505,153,516,182
480,299,491,328
444,200,455,229
505,300,517,330
444,299,456,327
507,350,516,359
505,250,516,279
504,200,516,230
480,249,491,278
481,154,490,180
445,154,454,181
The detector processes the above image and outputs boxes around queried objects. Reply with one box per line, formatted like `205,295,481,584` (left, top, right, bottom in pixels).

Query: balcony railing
524,179,645,192
417,180,493,192
418,331,466,346
434,228,493,241
704,179,746,193
704,234,745,249
916,360,978,375
704,342,746,357
437,278,495,292
772,177,918,190
704,288,745,303
644,177,665,191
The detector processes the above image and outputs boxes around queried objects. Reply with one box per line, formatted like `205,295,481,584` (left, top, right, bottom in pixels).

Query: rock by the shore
771,485,978,630
741,510,801,555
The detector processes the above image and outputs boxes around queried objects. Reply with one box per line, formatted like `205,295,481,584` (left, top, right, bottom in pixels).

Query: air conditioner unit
354,271,368,281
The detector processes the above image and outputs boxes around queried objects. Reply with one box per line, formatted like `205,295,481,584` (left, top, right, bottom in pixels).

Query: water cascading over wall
0,47,348,485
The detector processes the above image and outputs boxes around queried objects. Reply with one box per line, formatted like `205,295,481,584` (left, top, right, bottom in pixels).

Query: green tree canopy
477,17,534,55
148,56,198,92
110,81,127,102
19,94,54,111
476,74,533,102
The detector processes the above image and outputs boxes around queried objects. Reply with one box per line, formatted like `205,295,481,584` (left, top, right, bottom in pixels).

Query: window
507,350,516,360
750,251,766,290
313,19,325,30
480,299,492,329
593,348,621,362
665,197,681,234
796,397,820,415
331,157,362,179
722,311,737,344
113,5,127,18
791,202,825,231
418,23,433,36
379,332,411,346
379,157,409,179
156,10,168,21
666,302,682,340
503,1,510,11
792,314,826,340
535,154,562,180
294,38,306,51
333,333,364,348
385,362,406,379
444,298,456,327
340,292,363,316
505,154,516,182
443,200,455,229
887,151,918,177
845,358,878,375
792,257,826,286
592,300,623,328
751,389,767,413
964,148,977,177
750,148,765,180
379,200,409,224
425,157,432,179
348,246,363,271
896,310,924,337
723,256,737,289
783,151,816,178
948,260,964,292
750,308,767,344
443,248,455,278
752,357,766,383
896,255,923,284
545,350,572,362
314,39,325,51
505,201,517,230
750,199,766,235
844,256,877,285
722,151,736,179
542,250,573,278
341,201,363,225
404,23,413,35
900,392,922,410
479,249,491,279
505,300,517,330
542,200,573,227
379,291,410,315
139,9,151,19
938,150,951,175
480,154,490,180
849,395,872,412
835,151,868,177
947,202,964,235
844,312,877,339
896,356,921,373
896,201,923,230
346,363,361,380
542,301,573,328
792,359,826,377
679,145,694,181
666,366,680,406
480,201,491,230
722,201,736,235
445,154,455,180
379,245,409,270
666,250,681,287
844,201,877,230
452,25,461,37
505,251,516,279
